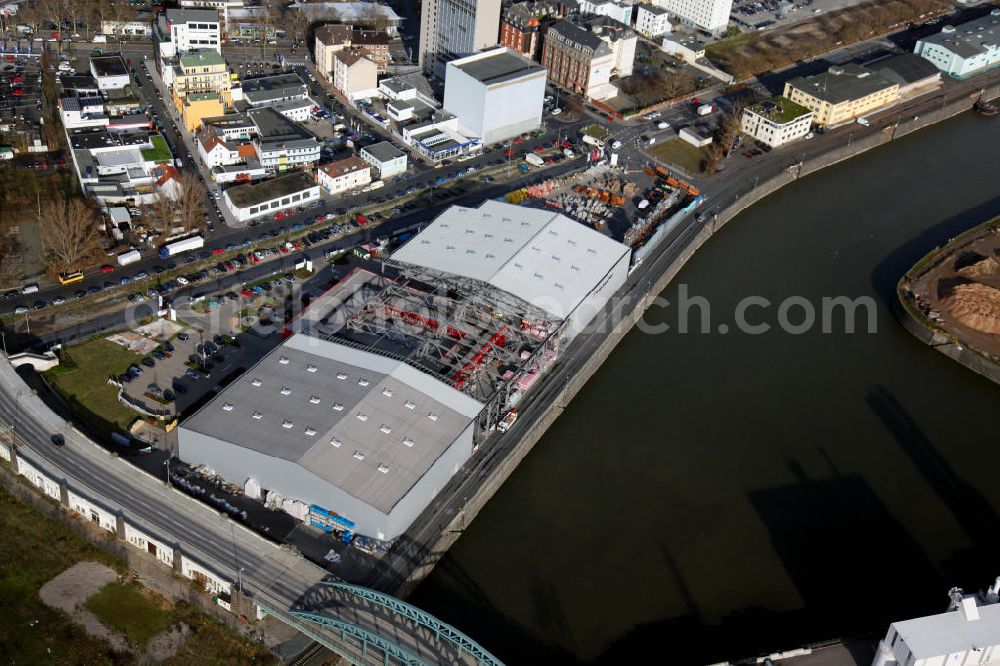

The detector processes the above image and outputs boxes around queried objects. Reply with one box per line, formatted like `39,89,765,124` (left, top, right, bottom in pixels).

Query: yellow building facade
783,65,899,126
181,92,225,132
171,51,233,115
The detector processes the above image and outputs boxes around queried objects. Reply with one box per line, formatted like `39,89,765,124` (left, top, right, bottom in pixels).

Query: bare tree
40,196,102,270
175,171,207,234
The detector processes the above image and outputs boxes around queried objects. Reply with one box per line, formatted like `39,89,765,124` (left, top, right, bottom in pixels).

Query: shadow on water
746,463,944,642
869,194,1000,306
866,386,1000,582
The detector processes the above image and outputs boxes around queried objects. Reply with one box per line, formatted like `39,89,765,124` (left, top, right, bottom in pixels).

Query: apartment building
635,5,672,38
500,0,574,60
579,0,633,25
315,25,391,78
171,50,232,110
316,155,372,194
332,51,379,102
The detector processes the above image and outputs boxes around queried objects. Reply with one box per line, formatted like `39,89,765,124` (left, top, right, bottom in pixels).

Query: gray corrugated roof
361,141,405,163
873,53,940,85
549,18,607,52
920,13,1000,59
181,335,481,513
787,64,897,105
391,200,630,320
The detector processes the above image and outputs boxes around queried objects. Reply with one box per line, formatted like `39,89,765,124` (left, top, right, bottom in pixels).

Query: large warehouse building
179,334,483,542
389,200,631,336
178,201,630,543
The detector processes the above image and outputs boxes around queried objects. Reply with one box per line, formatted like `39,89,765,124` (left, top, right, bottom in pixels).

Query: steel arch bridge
278,580,504,666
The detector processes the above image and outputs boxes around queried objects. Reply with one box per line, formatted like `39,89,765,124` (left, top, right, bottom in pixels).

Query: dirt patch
707,0,949,79
39,561,129,653
906,218,1000,353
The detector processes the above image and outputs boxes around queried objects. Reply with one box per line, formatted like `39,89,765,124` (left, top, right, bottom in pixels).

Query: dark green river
412,110,1000,664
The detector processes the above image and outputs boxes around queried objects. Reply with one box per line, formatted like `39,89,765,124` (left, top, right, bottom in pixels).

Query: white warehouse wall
178,425,475,541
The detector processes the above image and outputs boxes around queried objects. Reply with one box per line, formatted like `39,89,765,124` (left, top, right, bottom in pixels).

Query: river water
411,112,1000,664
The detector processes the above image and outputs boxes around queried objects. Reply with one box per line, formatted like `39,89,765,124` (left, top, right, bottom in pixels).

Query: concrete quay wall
396,82,1000,596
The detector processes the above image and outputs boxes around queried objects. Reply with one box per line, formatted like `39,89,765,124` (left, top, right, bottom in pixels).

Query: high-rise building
419,0,503,77
653,0,732,36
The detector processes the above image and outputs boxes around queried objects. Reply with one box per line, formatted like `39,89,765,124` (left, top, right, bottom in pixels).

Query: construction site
503,164,702,253
290,267,565,440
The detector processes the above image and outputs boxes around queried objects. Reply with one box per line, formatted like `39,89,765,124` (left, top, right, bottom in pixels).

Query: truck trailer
117,249,141,266
158,235,204,259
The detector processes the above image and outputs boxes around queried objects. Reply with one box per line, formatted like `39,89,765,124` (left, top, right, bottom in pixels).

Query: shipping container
117,249,141,266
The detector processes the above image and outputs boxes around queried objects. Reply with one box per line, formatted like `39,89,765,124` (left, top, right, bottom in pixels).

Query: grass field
46,338,141,438
85,582,174,645
0,484,122,665
647,139,710,175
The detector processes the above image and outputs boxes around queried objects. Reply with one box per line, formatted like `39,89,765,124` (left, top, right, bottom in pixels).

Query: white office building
914,10,1000,79
222,170,320,223
653,0,732,35
872,588,1000,666
360,142,408,179
635,5,672,38
419,0,503,77
579,0,633,25
156,8,221,59
741,96,814,148
443,48,546,145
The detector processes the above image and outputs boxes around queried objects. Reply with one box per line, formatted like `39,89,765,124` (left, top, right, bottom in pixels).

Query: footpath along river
412,110,1000,664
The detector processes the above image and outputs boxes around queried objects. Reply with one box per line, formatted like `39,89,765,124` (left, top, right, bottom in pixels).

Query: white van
22,283,39,294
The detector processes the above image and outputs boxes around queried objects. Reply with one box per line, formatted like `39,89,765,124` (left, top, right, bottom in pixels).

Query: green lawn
45,338,141,438
141,134,172,163
85,582,174,645
647,139,710,174
0,484,123,665
581,124,610,141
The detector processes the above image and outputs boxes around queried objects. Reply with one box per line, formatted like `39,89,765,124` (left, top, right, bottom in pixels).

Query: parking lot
0,51,43,127
116,274,305,415
732,0,871,30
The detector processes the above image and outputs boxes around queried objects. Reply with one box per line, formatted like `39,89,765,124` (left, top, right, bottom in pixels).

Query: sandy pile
941,282,1000,334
